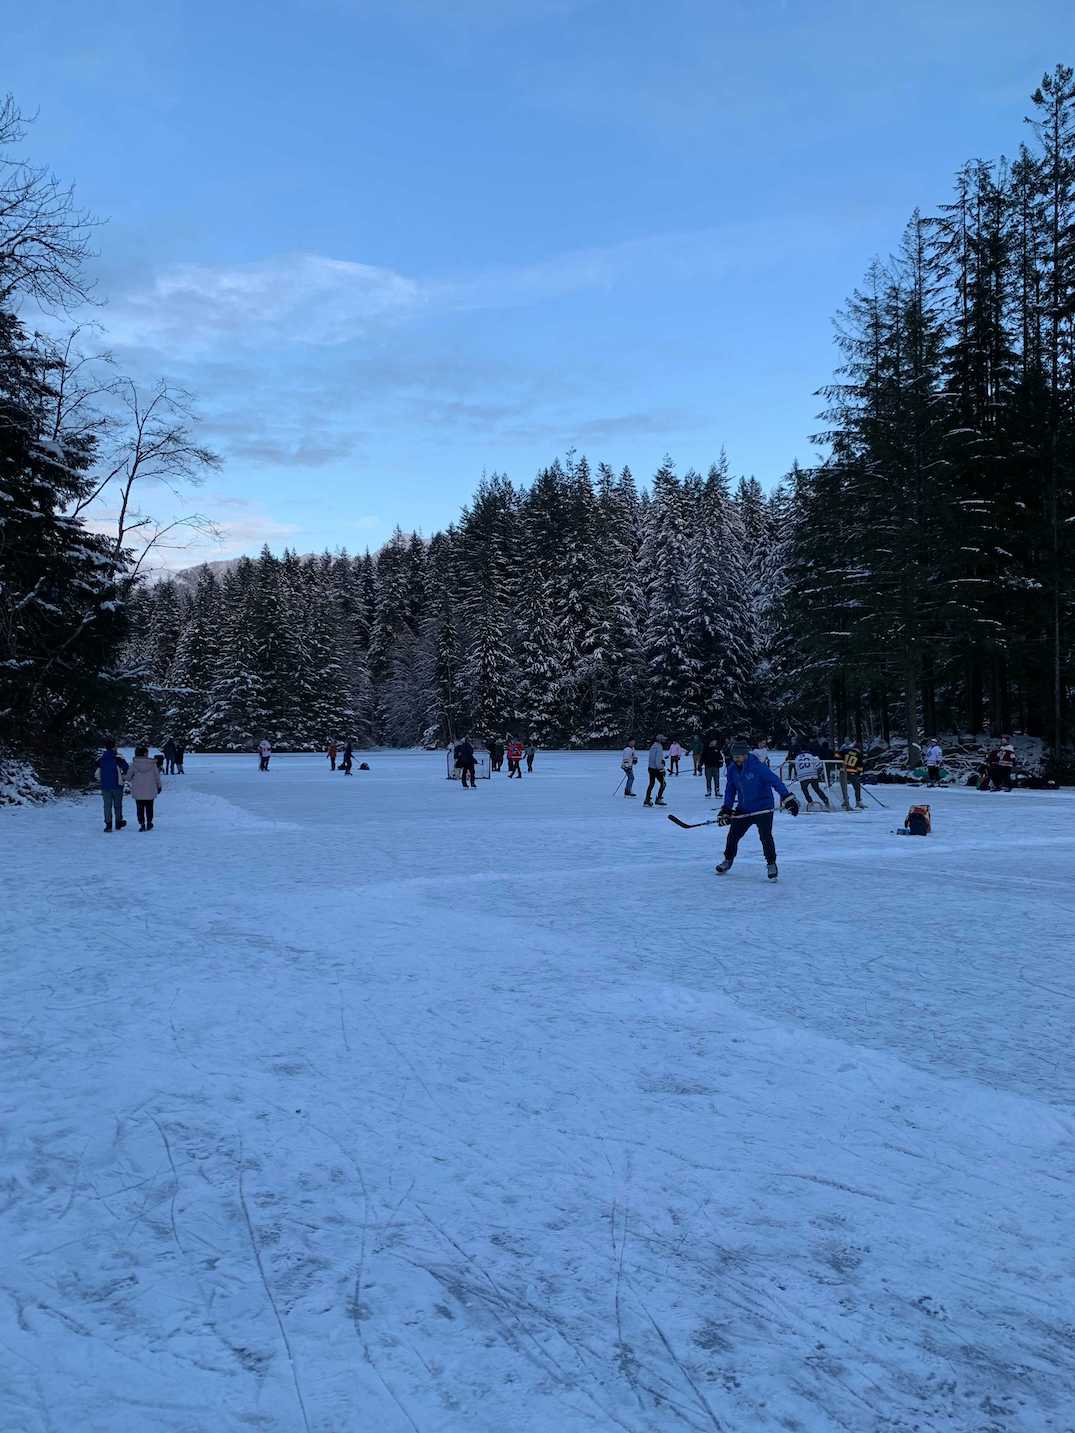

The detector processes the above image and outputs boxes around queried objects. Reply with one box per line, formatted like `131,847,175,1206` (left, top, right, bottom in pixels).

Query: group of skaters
619,733,798,879
619,734,777,806
95,736,185,832
325,740,366,774
786,740,867,811
449,736,537,787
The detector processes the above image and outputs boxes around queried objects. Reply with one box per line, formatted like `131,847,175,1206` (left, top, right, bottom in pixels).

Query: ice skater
525,739,537,773
715,738,799,880
643,736,667,806
701,737,724,798
506,737,524,778
258,739,272,772
340,741,353,774
327,741,338,771
794,748,829,808
924,739,943,787
455,737,477,788
842,739,865,809
667,739,684,775
620,739,638,796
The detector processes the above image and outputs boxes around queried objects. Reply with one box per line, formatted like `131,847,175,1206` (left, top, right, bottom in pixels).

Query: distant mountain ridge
159,555,318,590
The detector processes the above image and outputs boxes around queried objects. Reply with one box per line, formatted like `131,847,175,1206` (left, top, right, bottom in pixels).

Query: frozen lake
3,751,1074,1431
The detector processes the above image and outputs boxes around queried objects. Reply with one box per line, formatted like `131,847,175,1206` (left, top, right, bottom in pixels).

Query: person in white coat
924,740,943,787
620,739,639,797
258,739,272,772
643,736,668,807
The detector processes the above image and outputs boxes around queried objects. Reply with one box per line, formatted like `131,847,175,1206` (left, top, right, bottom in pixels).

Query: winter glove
717,808,733,827
782,795,800,817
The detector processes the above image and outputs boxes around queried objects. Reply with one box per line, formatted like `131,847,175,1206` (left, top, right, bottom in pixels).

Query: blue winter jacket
98,750,123,790
722,754,790,813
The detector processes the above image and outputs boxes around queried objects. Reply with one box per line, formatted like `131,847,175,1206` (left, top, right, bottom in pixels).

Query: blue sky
6,0,1071,563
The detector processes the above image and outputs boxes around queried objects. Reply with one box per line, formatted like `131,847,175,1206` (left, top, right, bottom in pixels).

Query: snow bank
0,753,52,806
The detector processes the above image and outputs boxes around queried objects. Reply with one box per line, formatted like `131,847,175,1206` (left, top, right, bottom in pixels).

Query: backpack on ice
898,803,931,836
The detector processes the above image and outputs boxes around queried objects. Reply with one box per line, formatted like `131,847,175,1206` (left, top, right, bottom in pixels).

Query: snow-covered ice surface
3,752,1074,1433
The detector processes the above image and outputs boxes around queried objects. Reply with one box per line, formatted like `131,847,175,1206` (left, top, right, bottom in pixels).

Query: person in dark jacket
340,741,353,774
701,738,724,798
715,738,798,880
842,740,866,809
524,739,537,773
454,737,477,789
162,738,178,775
96,740,128,832
174,741,186,774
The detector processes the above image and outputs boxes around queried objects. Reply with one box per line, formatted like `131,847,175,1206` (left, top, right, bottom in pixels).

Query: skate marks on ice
3,757,1075,1430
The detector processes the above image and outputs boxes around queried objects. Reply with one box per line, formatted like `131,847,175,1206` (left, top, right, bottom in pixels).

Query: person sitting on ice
715,738,799,881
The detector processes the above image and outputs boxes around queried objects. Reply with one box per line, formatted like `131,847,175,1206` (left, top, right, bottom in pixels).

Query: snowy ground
3,752,1074,1433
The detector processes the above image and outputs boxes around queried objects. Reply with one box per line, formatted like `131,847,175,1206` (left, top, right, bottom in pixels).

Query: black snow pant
460,762,476,788
259,754,270,771
645,769,667,803
136,799,155,828
724,811,776,864
849,775,863,805
165,757,175,775
507,759,522,777
526,753,534,772
669,755,680,775
927,765,940,785
704,766,722,798
800,777,828,806
329,755,337,770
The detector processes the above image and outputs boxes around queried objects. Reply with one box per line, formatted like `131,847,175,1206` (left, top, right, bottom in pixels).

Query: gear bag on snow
897,803,932,836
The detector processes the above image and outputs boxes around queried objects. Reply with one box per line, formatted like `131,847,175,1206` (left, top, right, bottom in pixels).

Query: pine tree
637,460,696,737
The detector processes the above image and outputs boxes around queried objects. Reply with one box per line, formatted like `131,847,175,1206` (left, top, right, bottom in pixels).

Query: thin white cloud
100,224,814,360
104,252,425,354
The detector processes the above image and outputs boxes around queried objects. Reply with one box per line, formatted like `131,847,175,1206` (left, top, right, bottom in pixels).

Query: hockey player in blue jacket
716,738,799,880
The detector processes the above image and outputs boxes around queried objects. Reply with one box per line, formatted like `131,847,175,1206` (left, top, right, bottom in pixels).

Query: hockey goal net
446,750,492,780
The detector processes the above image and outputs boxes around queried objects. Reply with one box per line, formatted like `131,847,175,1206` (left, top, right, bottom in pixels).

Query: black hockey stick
667,808,777,830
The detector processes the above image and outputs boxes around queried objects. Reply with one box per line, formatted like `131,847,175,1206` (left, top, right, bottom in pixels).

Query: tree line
124,458,784,750
781,65,1075,764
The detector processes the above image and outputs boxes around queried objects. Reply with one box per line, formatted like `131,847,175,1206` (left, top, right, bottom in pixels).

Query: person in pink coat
127,745,163,830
